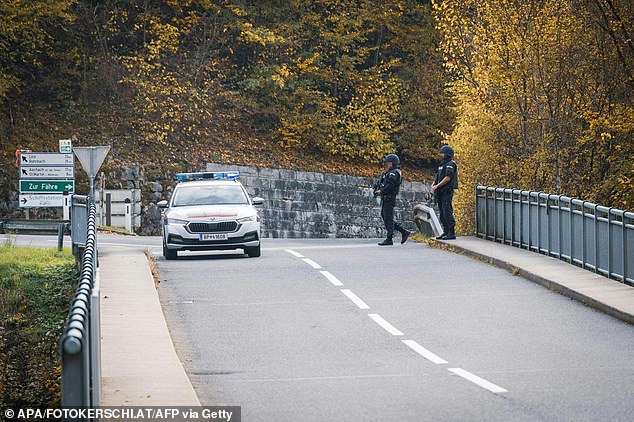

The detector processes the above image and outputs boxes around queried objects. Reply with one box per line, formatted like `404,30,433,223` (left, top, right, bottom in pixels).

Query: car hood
166,205,255,221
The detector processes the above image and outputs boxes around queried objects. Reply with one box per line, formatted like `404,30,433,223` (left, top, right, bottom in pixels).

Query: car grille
188,221,238,233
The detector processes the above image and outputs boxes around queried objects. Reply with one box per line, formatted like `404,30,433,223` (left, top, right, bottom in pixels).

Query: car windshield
172,185,249,206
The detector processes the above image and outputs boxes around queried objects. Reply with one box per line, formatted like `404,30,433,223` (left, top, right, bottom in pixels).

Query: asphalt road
4,233,632,420
153,238,634,422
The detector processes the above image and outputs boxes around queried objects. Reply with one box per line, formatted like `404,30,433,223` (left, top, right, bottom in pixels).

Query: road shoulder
435,236,634,324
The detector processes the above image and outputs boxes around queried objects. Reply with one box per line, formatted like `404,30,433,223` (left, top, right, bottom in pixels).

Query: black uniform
434,158,458,236
377,166,407,238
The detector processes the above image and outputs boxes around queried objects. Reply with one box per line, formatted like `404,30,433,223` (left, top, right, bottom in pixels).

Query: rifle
373,174,382,197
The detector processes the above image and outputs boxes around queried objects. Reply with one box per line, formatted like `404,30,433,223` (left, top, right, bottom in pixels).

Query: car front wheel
245,244,261,258
163,242,177,260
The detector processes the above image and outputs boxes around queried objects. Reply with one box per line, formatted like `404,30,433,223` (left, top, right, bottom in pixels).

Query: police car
158,172,263,260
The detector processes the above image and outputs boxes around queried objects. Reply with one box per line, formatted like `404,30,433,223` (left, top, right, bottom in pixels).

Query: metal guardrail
475,186,634,286
0,219,70,234
413,204,443,238
60,195,101,411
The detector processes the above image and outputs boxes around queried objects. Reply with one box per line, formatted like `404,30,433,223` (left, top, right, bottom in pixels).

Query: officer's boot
444,228,456,240
436,229,447,240
378,236,394,246
400,229,411,244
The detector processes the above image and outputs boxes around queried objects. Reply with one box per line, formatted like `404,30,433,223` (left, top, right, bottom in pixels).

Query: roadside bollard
124,198,132,232
63,191,70,221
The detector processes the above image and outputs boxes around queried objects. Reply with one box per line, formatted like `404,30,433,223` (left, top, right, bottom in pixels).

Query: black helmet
384,153,400,165
439,145,454,158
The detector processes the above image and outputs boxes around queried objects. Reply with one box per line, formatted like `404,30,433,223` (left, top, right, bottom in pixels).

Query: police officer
431,145,458,240
375,154,411,246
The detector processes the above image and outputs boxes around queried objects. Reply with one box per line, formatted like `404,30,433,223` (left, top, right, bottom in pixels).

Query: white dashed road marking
368,314,404,336
340,289,370,310
448,368,508,394
320,270,344,286
302,258,323,269
282,247,509,392
285,249,305,258
402,340,448,365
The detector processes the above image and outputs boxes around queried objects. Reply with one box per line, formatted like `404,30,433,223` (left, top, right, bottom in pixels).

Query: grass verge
0,243,77,408
98,226,137,236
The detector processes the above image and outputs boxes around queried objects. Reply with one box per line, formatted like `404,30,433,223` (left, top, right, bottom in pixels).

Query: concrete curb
434,238,634,325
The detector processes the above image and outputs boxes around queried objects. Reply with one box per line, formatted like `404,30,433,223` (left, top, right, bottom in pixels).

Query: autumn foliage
0,0,632,231
433,0,634,232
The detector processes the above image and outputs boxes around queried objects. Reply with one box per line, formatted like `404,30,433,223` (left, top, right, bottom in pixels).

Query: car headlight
237,215,256,223
167,218,189,225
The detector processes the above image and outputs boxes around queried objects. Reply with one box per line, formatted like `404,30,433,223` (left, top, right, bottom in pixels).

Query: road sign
19,194,64,208
59,139,72,153
20,180,75,193
20,166,75,179
20,153,74,166
74,145,110,196
74,146,110,178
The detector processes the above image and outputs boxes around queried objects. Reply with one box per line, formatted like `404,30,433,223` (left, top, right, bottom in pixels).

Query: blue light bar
175,171,240,181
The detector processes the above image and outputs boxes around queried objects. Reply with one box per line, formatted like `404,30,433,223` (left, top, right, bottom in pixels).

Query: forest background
1,0,632,233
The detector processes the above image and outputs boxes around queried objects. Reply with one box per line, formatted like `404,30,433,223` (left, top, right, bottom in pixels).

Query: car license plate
200,233,228,241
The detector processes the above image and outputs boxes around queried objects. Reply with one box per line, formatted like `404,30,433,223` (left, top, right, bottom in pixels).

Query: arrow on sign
21,198,27,204
22,155,28,162
22,169,27,175
65,184,73,190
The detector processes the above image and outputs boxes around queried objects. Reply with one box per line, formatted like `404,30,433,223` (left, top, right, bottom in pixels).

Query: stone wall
206,163,433,238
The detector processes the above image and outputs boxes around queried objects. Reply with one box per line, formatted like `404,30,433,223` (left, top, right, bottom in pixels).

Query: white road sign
74,146,110,178
20,153,74,166
59,139,72,153
19,194,64,208
20,166,75,179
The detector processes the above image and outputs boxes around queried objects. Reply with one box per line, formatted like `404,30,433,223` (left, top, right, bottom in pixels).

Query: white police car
158,172,263,260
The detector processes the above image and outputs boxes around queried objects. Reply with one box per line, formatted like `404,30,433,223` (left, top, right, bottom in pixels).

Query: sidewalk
437,236,634,325
99,247,200,405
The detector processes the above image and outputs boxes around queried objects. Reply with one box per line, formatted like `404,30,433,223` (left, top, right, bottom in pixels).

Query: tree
0,0,77,100
434,0,634,232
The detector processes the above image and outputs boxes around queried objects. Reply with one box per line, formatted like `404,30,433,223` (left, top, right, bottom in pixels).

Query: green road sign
20,180,75,193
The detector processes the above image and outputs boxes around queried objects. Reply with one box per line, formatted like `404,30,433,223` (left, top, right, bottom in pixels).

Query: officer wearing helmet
374,154,411,246
431,145,458,240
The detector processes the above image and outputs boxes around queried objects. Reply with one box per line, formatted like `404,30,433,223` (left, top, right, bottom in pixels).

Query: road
4,233,633,420
155,238,634,421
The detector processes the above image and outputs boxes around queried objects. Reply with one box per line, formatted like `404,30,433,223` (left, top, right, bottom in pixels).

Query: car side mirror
252,197,264,206
157,200,168,209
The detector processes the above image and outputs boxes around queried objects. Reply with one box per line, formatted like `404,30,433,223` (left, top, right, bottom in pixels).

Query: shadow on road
156,252,251,261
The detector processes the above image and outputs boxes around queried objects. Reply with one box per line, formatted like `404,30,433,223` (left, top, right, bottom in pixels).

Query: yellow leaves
294,53,321,74
238,22,281,46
